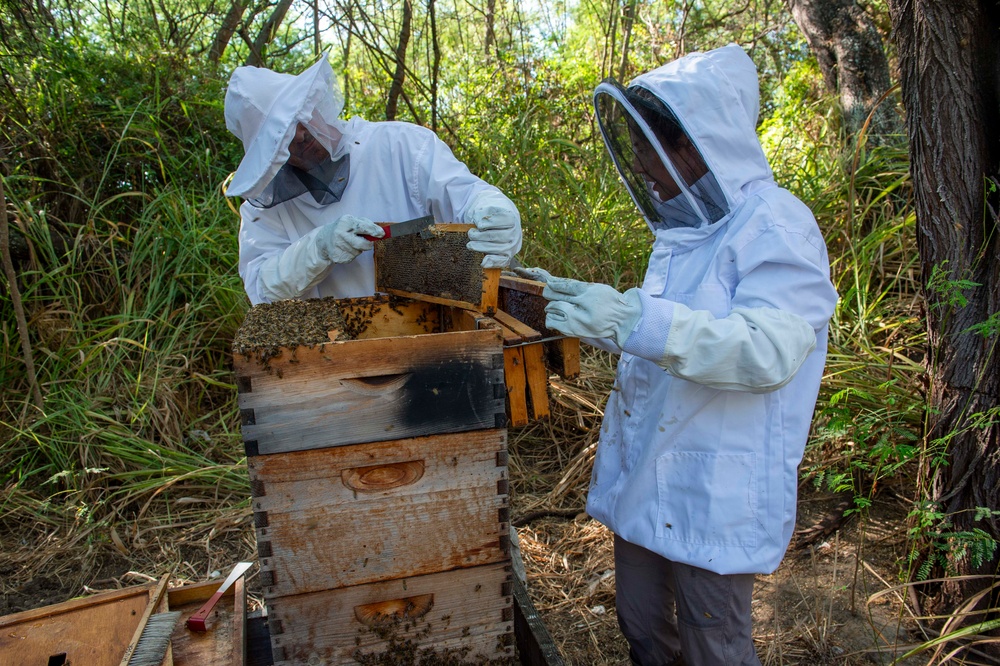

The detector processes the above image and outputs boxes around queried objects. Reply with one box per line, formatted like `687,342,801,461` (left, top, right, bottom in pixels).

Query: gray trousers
613,535,762,666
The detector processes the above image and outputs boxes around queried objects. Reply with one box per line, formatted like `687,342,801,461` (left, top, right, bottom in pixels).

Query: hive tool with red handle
185,561,253,632
361,215,435,242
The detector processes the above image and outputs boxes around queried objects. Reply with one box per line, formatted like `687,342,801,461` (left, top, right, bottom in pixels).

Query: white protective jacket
230,61,519,305
587,45,838,574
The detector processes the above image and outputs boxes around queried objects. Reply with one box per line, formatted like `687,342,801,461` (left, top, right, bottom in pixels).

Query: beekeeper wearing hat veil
225,55,522,305
516,44,838,665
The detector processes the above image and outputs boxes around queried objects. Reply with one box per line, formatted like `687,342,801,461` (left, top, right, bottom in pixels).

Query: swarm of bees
351,614,513,666
232,297,353,364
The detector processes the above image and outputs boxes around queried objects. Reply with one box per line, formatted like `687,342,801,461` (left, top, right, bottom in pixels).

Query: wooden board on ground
0,581,165,666
248,429,510,596
513,576,565,666
168,576,247,666
265,562,514,665
374,223,500,313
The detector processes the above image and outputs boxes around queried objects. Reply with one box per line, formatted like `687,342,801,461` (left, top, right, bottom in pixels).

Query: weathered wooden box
247,429,510,596
266,563,513,664
234,295,507,455
233,295,514,665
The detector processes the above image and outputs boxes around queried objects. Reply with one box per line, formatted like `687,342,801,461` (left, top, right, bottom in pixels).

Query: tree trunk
787,0,903,147
887,0,1000,630
385,0,412,121
617,0,636,81
208,0,248,64
485,0,495,56
246,0,294,67
428,0,439,132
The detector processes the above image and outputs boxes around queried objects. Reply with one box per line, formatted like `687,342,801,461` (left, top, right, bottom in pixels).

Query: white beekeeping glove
257,215,384,302
315,215,385,264
512,266,554,283
543,277,642,347
464,190,522,269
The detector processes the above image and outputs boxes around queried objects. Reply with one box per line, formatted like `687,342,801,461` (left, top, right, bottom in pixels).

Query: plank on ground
0,582,161,666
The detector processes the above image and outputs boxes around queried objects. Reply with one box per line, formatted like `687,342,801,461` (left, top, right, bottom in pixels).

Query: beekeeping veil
596,45,775,231
595,79,728,229
224,55,349,208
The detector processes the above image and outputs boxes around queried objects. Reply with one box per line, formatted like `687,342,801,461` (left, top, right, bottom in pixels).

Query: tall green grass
0,183,249,546
0,45,250,554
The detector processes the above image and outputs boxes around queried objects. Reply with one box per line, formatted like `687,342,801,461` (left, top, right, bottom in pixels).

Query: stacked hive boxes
233,295,515,664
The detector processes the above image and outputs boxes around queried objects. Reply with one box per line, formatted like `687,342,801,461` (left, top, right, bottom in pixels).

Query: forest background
1,0,999,664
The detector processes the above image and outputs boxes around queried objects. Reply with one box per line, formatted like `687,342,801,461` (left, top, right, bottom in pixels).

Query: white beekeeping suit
523,44,838,575
224,55,522,305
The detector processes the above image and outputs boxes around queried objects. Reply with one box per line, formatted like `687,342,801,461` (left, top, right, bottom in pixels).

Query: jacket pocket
655,451,757,547
670,283,731,319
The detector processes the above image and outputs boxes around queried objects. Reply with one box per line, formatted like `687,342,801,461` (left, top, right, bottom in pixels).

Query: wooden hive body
233,295,514,665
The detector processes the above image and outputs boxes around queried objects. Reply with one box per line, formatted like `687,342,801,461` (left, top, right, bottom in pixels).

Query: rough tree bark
617,0,636,81
385,0,412,120
485,0,496,56
428,0,440,132
245,0,294,67
887,0,1000,627
208,0,248,64
786,0,903,146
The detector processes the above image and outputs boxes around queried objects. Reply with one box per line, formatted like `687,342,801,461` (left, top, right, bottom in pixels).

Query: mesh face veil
248,152,350,209
248,120,350,209
594,79,729,229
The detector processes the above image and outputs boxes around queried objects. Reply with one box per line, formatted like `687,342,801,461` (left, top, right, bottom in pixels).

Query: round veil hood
224,56,344,199
626,44,772,211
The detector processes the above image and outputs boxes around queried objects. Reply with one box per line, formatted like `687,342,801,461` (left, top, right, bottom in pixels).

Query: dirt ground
0,482,931,666
510,485,928,666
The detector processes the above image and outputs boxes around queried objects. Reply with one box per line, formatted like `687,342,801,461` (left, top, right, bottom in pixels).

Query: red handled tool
361,215,435,242
185,561,253,632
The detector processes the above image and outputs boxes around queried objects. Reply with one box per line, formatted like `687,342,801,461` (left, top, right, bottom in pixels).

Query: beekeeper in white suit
224,55,522,304
517,44,838,665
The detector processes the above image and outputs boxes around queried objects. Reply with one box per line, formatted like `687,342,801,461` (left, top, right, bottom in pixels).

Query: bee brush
120,574,180,666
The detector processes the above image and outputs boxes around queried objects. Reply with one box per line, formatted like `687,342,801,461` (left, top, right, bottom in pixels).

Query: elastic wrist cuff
622,290,675,358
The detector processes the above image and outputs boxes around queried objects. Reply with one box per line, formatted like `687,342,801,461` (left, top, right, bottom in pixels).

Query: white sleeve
621,214,837,392
238,204,330,305
633,299,816,392
408,126,518,231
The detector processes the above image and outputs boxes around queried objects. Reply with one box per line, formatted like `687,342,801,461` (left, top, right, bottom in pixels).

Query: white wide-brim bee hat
224,56,344,200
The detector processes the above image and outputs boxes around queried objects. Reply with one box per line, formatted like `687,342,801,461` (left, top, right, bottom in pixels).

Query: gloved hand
543,277,643,347
315,215,385,264
512,266,554,283
464,191,522,269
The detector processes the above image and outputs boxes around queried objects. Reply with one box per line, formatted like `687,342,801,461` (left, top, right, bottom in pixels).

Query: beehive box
233,295,514,665
234,296,507,454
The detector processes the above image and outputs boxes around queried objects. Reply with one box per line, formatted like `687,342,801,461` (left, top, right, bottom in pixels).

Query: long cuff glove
512,266,553,283
543,277,642,348
315,215,385,264
257,215,384,303
464,190,523,269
